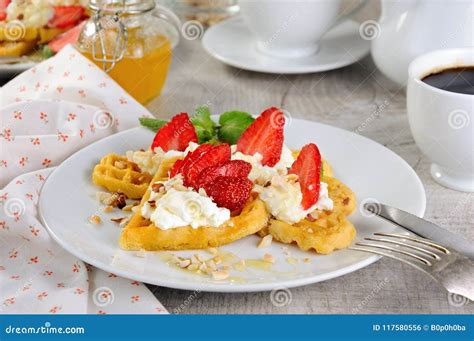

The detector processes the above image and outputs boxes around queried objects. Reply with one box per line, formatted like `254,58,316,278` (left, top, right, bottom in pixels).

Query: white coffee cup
407,48,474,192
239,0,365,58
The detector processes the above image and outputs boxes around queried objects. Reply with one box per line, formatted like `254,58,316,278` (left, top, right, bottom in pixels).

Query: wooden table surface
144,7,474,314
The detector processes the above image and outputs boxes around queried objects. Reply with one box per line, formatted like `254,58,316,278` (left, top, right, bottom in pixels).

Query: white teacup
407,48,474,192
239,0,364,58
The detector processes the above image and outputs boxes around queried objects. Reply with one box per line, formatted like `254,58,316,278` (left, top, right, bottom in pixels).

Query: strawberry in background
48,5,85,29
0,0,11,21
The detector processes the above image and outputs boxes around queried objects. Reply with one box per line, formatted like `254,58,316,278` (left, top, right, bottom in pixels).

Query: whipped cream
231,144,294,185
141,175,230,230
127,142,199,174
255,175,333,224
6,0,54,27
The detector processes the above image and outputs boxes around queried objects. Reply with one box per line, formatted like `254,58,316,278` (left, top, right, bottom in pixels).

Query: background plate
39,120,426,292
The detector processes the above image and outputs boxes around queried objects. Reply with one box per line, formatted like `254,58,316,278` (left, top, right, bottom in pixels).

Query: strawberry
196,160,252,189
289,143,322,210
171,143,212,179
203,176,253,211
48,21,85,54
48,6,85,29
169,159,184,178
0,0,10,21
182,144,231,188
150,113,198,152
198,160,252,187
236,107,284,167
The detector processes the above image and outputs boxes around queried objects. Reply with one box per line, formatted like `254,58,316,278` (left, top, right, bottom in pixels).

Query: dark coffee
421,66,474,95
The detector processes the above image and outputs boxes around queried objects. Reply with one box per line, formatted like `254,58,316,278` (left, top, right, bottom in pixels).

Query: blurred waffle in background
0,0,88,58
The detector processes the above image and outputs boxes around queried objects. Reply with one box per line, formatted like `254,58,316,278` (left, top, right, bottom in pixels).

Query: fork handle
368,203,474,259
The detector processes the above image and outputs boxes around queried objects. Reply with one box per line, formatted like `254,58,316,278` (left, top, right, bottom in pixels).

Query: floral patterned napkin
0,45,167,314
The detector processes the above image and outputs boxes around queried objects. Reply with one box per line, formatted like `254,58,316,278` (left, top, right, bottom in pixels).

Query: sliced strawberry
289,143,322,210
169,159,184,178
0,0,10,21
180,144,213,170
150,113,198,152
182,144,231,188
48,20,85,53
48,5,85,29
236,107,284,167
196,160,251,189
203,176,253,211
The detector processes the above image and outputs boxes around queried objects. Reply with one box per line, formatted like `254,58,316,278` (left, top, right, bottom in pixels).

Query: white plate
202,16,371,74
39,120,426,292
0,60,37,75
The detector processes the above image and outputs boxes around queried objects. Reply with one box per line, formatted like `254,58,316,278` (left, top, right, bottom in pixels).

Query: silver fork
350,232,474,301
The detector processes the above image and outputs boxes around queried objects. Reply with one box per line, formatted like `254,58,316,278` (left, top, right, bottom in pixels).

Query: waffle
0,27,66,57
120,157,270,251
258,175,356,254
92,154,153,199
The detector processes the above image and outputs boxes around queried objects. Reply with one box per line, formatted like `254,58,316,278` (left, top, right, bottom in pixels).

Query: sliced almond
178,259,191,268
207,247,218,255
263,253,275,263
213,256,222,265
114,160,126,169
88,215,101,225
212,270,229,280
187,263,199,271
151,183,164,193
206,260,217,271
122,204,134,212
258,234,273,248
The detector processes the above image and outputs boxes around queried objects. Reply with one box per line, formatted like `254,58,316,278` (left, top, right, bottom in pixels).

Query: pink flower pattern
0,45,166,314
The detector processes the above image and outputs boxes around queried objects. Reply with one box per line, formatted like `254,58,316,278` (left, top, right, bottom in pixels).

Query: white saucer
202,16,371,74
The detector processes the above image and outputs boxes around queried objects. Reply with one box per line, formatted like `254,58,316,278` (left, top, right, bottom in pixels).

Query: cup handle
152,4,182,47
325,0,370,33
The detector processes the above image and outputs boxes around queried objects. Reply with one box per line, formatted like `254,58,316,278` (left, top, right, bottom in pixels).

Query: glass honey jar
77,0,180,104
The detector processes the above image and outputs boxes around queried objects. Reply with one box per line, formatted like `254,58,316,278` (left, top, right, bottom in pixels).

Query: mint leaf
42,45,54,59
139,117,167,131
217,111,254,144
191,106,216,143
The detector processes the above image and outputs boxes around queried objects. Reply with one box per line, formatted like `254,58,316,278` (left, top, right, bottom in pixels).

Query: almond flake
191,255,200,264
207,247,218,255
258,234,273,248
187,263,199,271
179,259,191,268
263,253,275,263
88,215,101,225
122,204,134,212
212,270,229,280
199,263,208,272
103,205,114,213
206,260,217,271
151,183,164,193
114,160,127,169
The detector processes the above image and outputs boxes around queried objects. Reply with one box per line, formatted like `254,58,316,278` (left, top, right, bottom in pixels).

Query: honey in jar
77,0,180,104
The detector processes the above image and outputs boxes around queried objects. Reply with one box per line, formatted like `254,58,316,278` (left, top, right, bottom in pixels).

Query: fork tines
349,232,451,268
